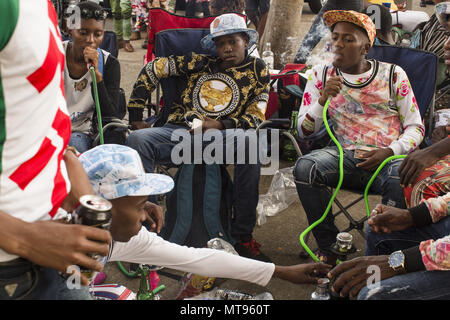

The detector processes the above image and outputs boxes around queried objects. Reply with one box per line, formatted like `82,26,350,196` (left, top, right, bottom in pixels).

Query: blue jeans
69,132,92,154
366,216,450,256
358,270,450,300
126,124,262,241
294,0,364,63
293,146,406,253
0,259,91,300
69,129,127,154
358,216,450,300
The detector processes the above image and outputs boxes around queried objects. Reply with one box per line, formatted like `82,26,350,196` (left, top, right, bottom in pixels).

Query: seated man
327,13,450,300
64,1,124,153
63,144,331,300
126,14,271,261
293,10,424,264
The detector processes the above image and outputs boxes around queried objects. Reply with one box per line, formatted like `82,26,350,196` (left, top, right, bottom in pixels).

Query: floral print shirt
419,192,450,271
297,60,425,155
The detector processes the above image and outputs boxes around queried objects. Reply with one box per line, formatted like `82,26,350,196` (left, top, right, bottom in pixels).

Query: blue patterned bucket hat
201,13,259,50
79,144,174,200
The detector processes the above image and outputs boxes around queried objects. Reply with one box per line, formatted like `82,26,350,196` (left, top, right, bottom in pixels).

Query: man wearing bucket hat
61,144,332,299
293,10,424,265
126,14,272,262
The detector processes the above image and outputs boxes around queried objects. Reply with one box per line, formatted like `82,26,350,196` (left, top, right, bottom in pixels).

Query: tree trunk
259,0,305,69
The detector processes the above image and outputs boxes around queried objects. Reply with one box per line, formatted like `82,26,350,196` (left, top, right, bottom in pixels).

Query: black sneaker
234,238,272,263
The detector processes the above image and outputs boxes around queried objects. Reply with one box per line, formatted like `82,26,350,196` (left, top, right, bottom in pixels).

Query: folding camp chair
145,8,219,64
367,45,438,142
257,45,439,258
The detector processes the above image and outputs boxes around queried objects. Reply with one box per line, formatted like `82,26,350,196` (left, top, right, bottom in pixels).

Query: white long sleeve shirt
108,227,275,287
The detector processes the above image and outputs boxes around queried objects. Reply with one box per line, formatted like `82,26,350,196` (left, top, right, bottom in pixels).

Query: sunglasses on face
80,8,108,20
65,7,108,20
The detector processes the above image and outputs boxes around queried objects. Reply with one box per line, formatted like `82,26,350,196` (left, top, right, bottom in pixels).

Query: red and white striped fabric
0,0,71,262
89,284,137,300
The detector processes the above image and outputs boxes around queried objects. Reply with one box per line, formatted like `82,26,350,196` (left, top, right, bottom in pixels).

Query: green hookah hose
299,98,407,262
363,154,407,218
299,98,344,262
90,66,104,145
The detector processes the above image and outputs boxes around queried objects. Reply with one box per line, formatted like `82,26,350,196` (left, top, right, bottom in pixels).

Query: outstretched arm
110,227,331,286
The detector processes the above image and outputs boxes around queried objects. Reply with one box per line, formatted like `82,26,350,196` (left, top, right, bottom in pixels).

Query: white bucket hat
201,13,259,50
79,144,174,200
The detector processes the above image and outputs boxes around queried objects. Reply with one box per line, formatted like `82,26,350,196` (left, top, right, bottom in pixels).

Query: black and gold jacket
128,52,270,129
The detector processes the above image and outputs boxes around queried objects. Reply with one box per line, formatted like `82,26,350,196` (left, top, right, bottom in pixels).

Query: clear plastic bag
176,239,239,300
257,166,298,226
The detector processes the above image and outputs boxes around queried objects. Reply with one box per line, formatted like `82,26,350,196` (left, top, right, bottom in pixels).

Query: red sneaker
234,238,272,262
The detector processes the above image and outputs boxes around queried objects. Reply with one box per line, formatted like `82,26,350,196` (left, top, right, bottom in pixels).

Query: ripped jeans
359,216,450,300
293,146,406,253
358,270,450,300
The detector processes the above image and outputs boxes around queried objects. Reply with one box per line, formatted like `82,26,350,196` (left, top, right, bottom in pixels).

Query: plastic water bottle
262,42,274,70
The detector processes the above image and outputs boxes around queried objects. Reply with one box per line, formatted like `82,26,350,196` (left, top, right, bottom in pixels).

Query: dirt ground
100,1,436,301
